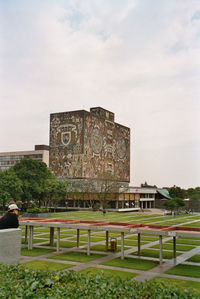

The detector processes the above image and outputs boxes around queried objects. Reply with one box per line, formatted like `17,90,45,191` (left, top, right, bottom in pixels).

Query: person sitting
0,204,20,229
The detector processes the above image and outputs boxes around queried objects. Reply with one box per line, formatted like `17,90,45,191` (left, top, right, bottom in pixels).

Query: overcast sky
0,0,200,189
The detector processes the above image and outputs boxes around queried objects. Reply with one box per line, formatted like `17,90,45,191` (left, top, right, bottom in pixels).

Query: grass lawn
152,277,200,295
21,248,54,257
21,238,48,244
70,236,104,242
126,235,159,242
49,252,105,262
95,232,121,238
165,264,200,278
151,243,195,251
188,254,200,263
117,239,147,246
80,267,137,279
90,244,129,252
132,249,181,259
33,228,50,233
102,257,158,271
47,241,83,248
166,238,200,246
36,233,78,240
21,260,73,271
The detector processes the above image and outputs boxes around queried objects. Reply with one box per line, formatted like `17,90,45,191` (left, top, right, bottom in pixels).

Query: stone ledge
0,228,21,265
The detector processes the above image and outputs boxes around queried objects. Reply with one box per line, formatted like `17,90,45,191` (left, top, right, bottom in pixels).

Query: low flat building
64,186,170,211
0,145,49,171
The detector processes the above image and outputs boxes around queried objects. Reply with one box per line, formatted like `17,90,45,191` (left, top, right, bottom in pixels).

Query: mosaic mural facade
49,107,130,182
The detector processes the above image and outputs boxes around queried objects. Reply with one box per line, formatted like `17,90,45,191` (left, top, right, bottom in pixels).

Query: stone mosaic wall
50,108,130,182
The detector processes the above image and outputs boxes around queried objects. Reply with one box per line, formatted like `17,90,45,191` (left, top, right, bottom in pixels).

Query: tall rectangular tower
49,107,130,182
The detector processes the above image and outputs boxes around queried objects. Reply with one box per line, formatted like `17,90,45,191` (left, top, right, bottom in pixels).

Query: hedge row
0,264,199,298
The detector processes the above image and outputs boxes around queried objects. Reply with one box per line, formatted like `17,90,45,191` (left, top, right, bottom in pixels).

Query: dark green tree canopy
0,169,22,209
13,158,53,206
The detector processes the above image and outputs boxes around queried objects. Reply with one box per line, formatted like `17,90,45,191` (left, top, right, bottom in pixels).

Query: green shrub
0,264,199,298
26,207,49,213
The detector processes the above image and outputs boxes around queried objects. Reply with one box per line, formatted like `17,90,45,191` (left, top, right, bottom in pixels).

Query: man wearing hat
0,204,19,229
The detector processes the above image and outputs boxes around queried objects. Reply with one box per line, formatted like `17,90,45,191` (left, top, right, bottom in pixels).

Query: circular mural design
90,128,103,154
116,137,126,159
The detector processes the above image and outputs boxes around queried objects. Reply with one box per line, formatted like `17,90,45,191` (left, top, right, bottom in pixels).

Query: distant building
0,145,49,171
64,186,170,211
49,107,130,183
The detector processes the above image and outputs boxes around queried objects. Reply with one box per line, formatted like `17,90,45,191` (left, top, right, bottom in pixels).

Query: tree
95,172,122,210
168,186,186,199
42,178,67,209
0,169,22,210
164,197,185,215
13,159,53,210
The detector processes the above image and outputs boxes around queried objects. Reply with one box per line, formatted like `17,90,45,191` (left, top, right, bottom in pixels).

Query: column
77,229,80,248
159,235,163,264
28,226,34,250
56,228,60,252
106,231,109,251
173,236,176,259
115,200,119,209
25,225,28,243
50,227,54,246
121,232,124,260
138,233,141,256
87,229,91,256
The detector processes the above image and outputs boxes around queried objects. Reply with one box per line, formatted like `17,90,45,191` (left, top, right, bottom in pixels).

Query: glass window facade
0,154,43,170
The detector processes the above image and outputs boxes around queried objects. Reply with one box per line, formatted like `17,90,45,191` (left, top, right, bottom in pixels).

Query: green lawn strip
21,248,55,257
95,232,121,238
46,241,84,248
80,267,137,279
131,249,181,259
166,238,200,246
151,243,195,251
188,254,200,263
36,233,78,240
102,257,158,270
21,238,48,244
117,239,147,246
21,260,73,271
49,251,105,262
90,244,129,252
33,228,50,233
151,277,200,295
126,235,159,242
156,221,192,226
70,236,104,242
165,264,200,278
